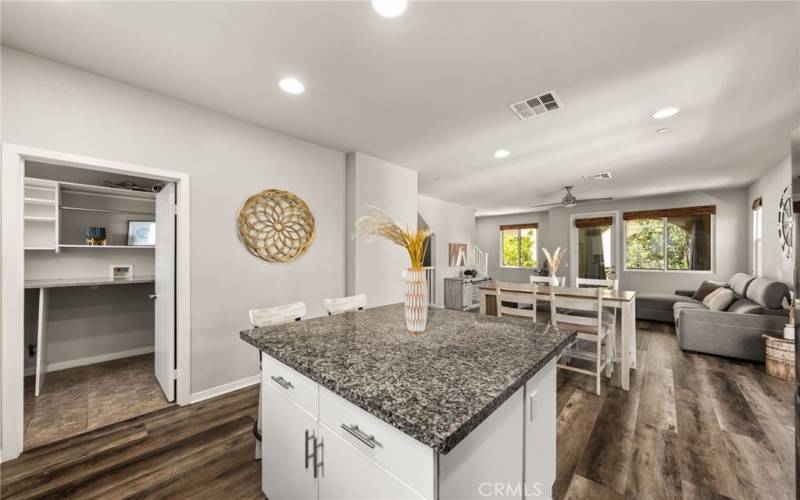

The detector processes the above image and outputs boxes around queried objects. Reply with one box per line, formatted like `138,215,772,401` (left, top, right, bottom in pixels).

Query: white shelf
59,180,156,200
60,206,155,216
25,178,57,189
24,197,56,205
58,244,155,249
24,247,57,251
24,216,56,222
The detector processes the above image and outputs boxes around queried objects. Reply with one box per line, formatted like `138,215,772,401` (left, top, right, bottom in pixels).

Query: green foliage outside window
502,228,537,268
626,215,711,271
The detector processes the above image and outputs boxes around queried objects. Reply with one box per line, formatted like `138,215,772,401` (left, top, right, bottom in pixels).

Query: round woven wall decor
238,189,315,262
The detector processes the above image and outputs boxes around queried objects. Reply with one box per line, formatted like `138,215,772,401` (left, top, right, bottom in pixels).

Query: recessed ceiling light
652,107,679,119
279,77,305,95
494,149,510,159
656,128,671,134
371,0,408,18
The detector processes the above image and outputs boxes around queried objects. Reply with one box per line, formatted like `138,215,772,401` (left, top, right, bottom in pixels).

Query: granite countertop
240,303,575,454
25,276,156,289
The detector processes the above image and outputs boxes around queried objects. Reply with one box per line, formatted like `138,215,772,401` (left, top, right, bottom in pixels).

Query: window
624,206,714,271
575,217,613,279
500,223,538,268
752,197,763,277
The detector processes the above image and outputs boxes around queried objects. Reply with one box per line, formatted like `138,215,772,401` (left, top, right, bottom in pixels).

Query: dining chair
549,287,614,395
575,277,618,371
249,301,307,460
324,294,366,315
495,281,538,322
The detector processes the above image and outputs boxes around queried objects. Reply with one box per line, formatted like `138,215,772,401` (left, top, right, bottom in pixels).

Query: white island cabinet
260,355,557,500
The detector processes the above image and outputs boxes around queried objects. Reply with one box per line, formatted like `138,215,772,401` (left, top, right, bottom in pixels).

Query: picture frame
127,220,156,246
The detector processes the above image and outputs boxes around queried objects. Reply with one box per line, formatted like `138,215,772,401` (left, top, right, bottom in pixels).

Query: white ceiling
2,1,799,215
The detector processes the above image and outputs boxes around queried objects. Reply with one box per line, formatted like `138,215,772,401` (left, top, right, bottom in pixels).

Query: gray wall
748,156,793,284
476,187,750,293
345,152,418,307
417,195,476,307
2,47,347,394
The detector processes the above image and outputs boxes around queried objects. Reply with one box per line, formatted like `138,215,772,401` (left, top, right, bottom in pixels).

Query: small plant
355,206,431,269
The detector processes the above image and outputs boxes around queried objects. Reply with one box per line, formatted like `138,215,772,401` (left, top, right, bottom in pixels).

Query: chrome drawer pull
340,424,379,449
313,436,323,478
305,430,314,469
270,375,293,390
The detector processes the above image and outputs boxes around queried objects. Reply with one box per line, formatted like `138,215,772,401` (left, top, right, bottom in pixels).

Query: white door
262,382,319,500
155,182,176,401
318,422,423,500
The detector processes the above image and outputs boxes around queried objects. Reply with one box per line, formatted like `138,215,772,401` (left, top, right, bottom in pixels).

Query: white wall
2,47,347,395
345,152,417,307
476,187,750,293
417,195,476,307
748,156,793,284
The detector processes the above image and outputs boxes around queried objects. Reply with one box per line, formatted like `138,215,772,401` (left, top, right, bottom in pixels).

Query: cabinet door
262,382,319,500
524,359,557,499
318,423,423,500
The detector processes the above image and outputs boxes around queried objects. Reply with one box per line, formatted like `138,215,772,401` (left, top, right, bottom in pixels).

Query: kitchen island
240,303,575,500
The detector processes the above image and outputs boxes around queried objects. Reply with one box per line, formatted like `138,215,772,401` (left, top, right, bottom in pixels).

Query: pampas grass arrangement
355,206,431,269
543,247,567,276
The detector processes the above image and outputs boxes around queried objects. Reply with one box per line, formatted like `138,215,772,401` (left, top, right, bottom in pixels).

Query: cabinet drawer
318,386,434,499
261,354,318,418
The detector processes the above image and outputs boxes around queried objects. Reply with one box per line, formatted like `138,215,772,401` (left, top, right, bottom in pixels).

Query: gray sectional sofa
636,273,789,362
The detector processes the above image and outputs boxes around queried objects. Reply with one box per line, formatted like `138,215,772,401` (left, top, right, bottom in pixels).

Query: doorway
569,211,620,286
1,144,191,461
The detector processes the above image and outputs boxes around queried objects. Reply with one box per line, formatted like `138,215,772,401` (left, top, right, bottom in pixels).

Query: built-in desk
26,276,155,396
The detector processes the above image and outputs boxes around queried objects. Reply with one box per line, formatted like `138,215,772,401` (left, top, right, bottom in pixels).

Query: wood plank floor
1,321,794,499
557,320,796,500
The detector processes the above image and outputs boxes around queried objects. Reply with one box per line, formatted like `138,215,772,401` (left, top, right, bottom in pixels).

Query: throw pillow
702,287,735,311
692,280,724,301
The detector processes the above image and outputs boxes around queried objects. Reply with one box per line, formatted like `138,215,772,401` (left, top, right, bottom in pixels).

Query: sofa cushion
726,299,765,315
745,278,789,310
727,273,754,297
692,280,725,301
703,287,735,311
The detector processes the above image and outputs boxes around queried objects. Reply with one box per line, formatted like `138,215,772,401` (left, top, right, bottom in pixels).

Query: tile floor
23,353,171,450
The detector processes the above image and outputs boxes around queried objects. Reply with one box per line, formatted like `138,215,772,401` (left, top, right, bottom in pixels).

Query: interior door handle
148,294,158,299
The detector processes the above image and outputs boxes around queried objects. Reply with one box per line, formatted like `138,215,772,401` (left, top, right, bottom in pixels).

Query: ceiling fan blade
575,197,614,204
530,202,564,208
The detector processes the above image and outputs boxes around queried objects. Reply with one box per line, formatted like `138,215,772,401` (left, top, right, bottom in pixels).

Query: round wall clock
778,185,793,261
238,189,316,263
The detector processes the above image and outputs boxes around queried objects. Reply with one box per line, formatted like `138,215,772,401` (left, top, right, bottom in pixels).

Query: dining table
479,281,638,391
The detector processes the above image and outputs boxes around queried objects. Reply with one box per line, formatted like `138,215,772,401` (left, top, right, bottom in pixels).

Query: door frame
568,210,621,287
1,143,192,461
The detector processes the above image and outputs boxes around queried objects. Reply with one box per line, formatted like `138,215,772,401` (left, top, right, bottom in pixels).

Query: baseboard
190,374,260,404
23,346,155,376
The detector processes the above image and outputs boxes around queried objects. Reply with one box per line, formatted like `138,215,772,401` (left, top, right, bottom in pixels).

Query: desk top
479,281,636,302
25,276,155,289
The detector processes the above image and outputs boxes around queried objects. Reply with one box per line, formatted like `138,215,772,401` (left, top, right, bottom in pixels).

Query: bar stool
248,301,306,460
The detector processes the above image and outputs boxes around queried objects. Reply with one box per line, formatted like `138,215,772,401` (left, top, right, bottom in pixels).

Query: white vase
549,275,560,287
405,268,429,334
784,324,795,340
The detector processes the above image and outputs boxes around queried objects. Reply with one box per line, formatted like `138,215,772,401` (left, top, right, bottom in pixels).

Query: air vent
582,172,613,181
509,91,563,120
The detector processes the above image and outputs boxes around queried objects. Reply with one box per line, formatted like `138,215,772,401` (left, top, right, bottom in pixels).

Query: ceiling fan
530,186,613,208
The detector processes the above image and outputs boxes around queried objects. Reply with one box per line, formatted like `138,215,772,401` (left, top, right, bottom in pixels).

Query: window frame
623,214,715,274
498,224,539,269
752,204,763,277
